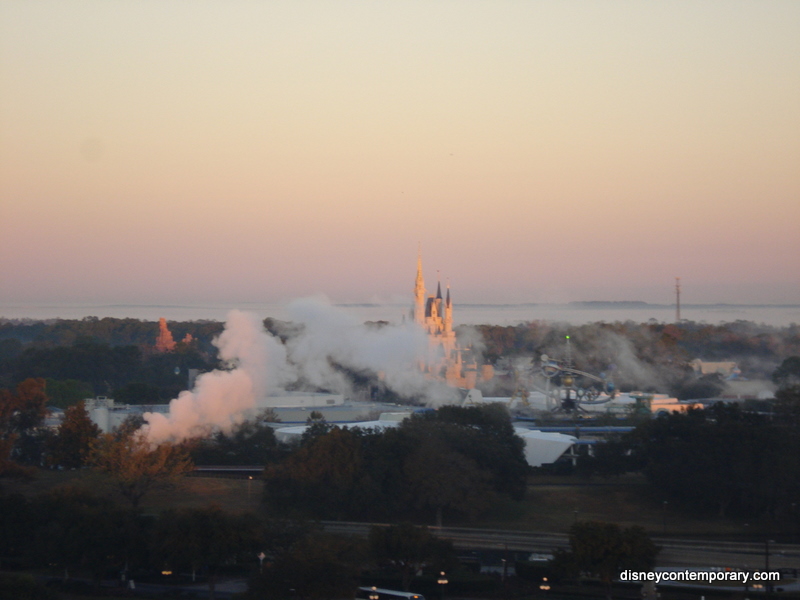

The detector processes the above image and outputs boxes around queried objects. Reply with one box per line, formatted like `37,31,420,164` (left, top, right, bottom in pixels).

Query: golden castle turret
411,254,492,389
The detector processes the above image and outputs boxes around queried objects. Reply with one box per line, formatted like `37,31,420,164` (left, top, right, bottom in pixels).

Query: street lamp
539,577,551,591
437,571,448,600
248,476,253,502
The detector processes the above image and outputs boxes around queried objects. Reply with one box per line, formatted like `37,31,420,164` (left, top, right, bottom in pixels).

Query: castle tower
413,249,426,326
444,283,453,334
434,279,443,330
411,253,490,389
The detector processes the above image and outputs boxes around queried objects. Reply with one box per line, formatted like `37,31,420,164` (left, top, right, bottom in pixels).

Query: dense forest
581,383,800,521
0,318,224,406
262,404,528,524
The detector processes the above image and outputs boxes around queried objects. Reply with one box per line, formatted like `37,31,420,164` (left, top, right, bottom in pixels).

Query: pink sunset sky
1,1,798,309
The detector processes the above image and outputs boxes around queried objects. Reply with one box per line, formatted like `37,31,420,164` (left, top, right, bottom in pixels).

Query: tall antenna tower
675,277,681,322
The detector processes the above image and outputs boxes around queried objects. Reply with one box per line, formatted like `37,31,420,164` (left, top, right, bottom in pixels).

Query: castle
411,254,493,389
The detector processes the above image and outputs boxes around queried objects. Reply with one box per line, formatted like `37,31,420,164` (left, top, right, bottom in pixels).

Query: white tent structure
513,427,577,467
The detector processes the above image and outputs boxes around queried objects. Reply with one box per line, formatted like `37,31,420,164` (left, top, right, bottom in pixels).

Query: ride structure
532,336,618,414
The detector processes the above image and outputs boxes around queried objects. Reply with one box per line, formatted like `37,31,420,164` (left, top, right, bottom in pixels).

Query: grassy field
1,469,264,515
1,468,782,540
481,473,763,539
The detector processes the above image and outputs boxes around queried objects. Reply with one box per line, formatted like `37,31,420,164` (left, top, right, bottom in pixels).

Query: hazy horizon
2,2,798,308
2,299,798,328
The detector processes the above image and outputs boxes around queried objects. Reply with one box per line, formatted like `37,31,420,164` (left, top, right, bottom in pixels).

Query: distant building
638,393,703,416
85,396,136,433
83,393,347,434
411,253,493,389
689,359,741,379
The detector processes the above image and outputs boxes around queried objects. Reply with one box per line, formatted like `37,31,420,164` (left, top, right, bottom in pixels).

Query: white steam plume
142,299,466,443
143,310,291,443
596,331,666,390
285,297,457,403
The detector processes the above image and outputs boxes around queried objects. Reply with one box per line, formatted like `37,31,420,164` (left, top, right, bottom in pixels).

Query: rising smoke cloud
284,296,447,401
143,310,292,443
143,299,453,444
493,323,676,397
582,330,668,391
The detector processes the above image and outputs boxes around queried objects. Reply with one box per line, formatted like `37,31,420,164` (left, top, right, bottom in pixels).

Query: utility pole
675,278,681,322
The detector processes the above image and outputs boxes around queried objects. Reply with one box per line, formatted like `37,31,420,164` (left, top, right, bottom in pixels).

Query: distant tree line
0,317,223,349
0,317,224,405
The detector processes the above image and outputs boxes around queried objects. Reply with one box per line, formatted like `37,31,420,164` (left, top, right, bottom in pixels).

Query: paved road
322,521,800,571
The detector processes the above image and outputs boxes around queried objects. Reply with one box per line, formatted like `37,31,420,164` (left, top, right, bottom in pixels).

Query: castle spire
413,246,426,325
444,280,453,332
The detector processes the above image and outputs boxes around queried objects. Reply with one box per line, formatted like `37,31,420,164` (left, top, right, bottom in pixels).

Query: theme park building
411,254,493,389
